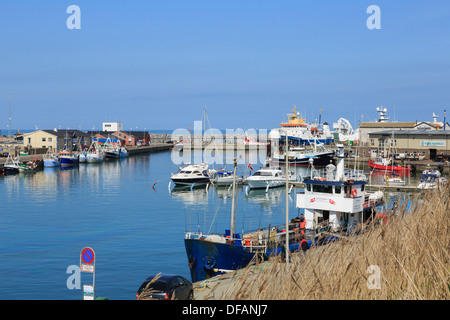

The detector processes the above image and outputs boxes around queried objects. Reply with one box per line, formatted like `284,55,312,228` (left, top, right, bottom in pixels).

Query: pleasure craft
417,168,448,190
244,167,286,189
171,163,211,186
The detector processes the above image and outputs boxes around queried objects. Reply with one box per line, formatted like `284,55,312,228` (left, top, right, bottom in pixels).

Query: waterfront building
102,122,123,132
22,129,91,152
366,130,450,160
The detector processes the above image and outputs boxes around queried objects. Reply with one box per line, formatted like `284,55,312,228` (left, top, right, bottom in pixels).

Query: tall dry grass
222,184,450,300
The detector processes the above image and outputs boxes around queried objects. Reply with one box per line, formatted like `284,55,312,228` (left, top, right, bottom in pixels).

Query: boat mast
8,92,12,138
230,158,237,238
285,132,289,266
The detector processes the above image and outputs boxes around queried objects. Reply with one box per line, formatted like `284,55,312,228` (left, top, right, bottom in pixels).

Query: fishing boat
296,144,385,241
59,150,79,167
417,167,448,190
185,159,299,282
185,148,385,282
43,151,60,167
85,141,105,163
244,167,286,189
86,150,105,163
78,151,88,163
2,153,21,174
185,158,270,282
19,159,38,173
171,163,212,187
368,156,411,173
369,131,411,173
103,144,128,159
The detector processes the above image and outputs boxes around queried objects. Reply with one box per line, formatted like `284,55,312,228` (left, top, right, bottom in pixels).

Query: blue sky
1,0,450,132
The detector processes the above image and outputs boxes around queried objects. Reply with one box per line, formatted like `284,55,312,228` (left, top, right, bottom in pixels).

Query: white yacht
215,170,244,187
171,163,211,186
417,168,448,190
244,167,286,189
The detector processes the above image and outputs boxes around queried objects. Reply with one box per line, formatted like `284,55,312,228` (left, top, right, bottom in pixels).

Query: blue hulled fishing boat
185,145,385,283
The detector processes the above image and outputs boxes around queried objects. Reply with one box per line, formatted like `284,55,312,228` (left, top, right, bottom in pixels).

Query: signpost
80,247,96,300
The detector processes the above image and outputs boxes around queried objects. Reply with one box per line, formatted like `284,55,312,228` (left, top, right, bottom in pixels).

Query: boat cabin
297,179,367,233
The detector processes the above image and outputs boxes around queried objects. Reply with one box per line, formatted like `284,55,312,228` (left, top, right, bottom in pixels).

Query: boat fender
300,239,308,252
375,213,388,224
352,188,357,197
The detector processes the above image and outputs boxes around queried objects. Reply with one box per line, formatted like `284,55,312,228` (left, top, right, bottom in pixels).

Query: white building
102,122,123,132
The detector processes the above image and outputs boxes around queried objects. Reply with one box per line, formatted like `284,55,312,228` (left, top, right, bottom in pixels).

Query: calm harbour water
0,150,426,300
0,151,295,300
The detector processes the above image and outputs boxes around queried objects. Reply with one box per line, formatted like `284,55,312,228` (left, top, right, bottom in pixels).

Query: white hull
245,178,285,189
215,176,244,187
79,153,87,163
86,154,104,163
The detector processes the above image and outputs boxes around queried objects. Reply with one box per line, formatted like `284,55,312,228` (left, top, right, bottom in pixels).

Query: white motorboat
171,163,211,186
417,168,448,190
244,167,286,189
383,176,406,187
214,170,244,187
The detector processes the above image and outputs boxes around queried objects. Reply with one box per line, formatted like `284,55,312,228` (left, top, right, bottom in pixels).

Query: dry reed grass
222,184,450,300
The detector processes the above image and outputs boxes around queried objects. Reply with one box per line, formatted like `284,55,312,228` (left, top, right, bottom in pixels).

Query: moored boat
171,163,211,187
19,159,38,173
59,150,79,167
296,144,385,239
417,168,448,190
85,141,105,163
2,153,21,174
214,169,244,187
244,167,286,189
368,157,411,173
275,106,334,146
43,152,60,167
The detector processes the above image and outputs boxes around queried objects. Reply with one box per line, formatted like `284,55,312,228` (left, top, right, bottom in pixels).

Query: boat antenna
9,92,12,138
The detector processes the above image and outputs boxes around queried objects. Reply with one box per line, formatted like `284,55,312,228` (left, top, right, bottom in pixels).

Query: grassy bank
222,184,449,300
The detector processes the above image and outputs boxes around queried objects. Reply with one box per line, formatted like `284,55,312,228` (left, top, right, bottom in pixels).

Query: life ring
375,213,388,224
352,188,357,197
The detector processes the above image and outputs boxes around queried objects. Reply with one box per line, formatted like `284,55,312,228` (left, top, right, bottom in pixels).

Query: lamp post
278,129,290,266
